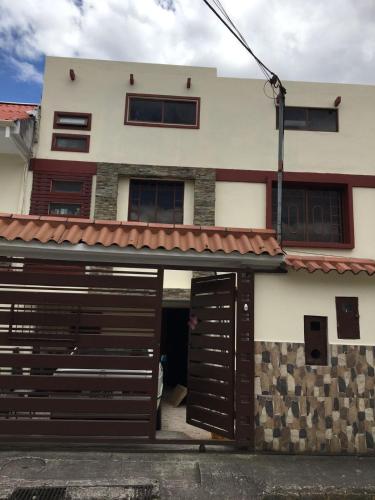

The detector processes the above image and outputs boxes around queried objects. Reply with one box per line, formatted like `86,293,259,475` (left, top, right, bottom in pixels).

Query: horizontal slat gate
0,258,163,440
187,273,235,439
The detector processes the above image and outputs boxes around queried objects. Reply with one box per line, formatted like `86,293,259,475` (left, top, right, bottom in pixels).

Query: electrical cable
202,0,285,93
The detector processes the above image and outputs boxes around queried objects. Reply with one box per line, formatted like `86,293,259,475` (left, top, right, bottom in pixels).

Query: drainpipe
276,85,286,244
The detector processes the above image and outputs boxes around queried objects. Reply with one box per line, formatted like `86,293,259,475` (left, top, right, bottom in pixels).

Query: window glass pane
281,107,338,132
306,189,343,242
51,180,83,193
138,183,157,222
164,101,197,125
49,203,81,216
129,99,162,123
129,180,183,223
308,108,337,132
55,136,87,151
284,107,308,129
58,116,88,126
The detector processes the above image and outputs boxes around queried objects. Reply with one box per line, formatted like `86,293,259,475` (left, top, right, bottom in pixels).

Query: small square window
49,203,81,216
54,112,91,130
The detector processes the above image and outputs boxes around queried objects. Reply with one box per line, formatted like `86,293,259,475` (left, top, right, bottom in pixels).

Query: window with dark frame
276,106,338,132
304,315,328,365
336,297,360,339
125,94,200,128
51,133,90,153
271,184,346,244
128,179,184,224
53,112,91,130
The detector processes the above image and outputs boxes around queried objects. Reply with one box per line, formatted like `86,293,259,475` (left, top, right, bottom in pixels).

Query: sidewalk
1,447,375,499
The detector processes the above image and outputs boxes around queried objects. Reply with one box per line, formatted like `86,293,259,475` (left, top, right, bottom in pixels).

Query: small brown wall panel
336,297,360,339
304,315,328,365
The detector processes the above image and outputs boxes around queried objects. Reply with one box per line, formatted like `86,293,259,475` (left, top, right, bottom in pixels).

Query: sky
0,0,375,104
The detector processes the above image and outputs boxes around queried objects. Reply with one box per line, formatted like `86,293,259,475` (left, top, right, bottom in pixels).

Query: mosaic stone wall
255,342,375,453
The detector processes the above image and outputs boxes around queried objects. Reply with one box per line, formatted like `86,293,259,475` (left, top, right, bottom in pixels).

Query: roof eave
0,239,284,272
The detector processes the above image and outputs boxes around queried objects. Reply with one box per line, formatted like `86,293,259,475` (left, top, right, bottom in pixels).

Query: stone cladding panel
255,341,375,454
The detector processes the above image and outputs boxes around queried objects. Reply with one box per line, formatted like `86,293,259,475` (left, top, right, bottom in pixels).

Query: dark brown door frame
235,272,255,449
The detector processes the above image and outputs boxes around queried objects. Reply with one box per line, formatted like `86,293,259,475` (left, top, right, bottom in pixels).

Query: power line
202,0,285,92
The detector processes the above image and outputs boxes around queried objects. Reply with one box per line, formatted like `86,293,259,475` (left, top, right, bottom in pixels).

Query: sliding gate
0,259,163,441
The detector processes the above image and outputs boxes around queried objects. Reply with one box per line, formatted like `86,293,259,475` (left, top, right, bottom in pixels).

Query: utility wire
202,0,285,92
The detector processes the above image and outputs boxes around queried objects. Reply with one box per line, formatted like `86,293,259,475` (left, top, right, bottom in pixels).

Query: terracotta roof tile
0,103,38,121
0,214,282,257
286,254,375,276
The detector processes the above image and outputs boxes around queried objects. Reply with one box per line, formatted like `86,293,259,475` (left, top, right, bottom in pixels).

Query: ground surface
1,450,375,499
160,398,212,440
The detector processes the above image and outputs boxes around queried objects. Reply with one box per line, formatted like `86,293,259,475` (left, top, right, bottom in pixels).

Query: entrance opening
158,307,211,440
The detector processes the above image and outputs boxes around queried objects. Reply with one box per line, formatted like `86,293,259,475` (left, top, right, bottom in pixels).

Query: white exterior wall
255,270,375,345
215,182,266,228
37,56,375,175
0,154,30,214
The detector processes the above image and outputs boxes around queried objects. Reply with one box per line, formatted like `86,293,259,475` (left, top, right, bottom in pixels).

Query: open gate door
187,273,236,439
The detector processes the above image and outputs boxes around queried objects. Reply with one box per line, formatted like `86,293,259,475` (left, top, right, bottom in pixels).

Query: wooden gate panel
187,273,235,439
0,259,163,440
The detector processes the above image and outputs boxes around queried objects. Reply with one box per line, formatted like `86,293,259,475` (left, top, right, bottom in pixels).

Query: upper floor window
125,94,200,128
54,111,91,130
272,183,348,245
276,106,338,132
129,179,184,224
51,133,90,153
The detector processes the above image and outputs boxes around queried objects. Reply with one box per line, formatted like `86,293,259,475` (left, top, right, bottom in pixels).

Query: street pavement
0,447,375,498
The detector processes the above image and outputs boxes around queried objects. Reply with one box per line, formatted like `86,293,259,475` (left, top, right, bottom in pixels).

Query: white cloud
8,57,43,83
0,0,374,85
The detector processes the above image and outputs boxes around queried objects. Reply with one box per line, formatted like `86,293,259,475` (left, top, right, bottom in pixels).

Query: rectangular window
51,133,90,153
272,184,346,244
276,106,338,132
336,297,360,339
49,203,81,216
304,315,328,365
125,94,200,128
51,180,83,193
129,179,184,224
54,112,91,130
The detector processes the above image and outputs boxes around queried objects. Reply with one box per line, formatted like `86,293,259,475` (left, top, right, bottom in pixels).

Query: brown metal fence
0,258,163,440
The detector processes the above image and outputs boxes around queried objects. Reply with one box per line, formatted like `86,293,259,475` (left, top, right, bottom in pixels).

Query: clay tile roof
285,254,375,276
0,103,38,121
0,214,283,256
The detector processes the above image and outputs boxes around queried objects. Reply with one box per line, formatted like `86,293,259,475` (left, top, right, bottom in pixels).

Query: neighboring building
1,56,375,453
0,102,38,214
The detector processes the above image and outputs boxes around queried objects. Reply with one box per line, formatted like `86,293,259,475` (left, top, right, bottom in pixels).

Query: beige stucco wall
215,181,266,228
0,154,30,214
37,56,375,175
255,270,375,345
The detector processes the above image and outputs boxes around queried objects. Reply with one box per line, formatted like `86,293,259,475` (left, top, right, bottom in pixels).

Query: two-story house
0,56,374,453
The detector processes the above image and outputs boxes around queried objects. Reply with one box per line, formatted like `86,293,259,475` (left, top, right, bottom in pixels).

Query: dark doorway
161,308,189,388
